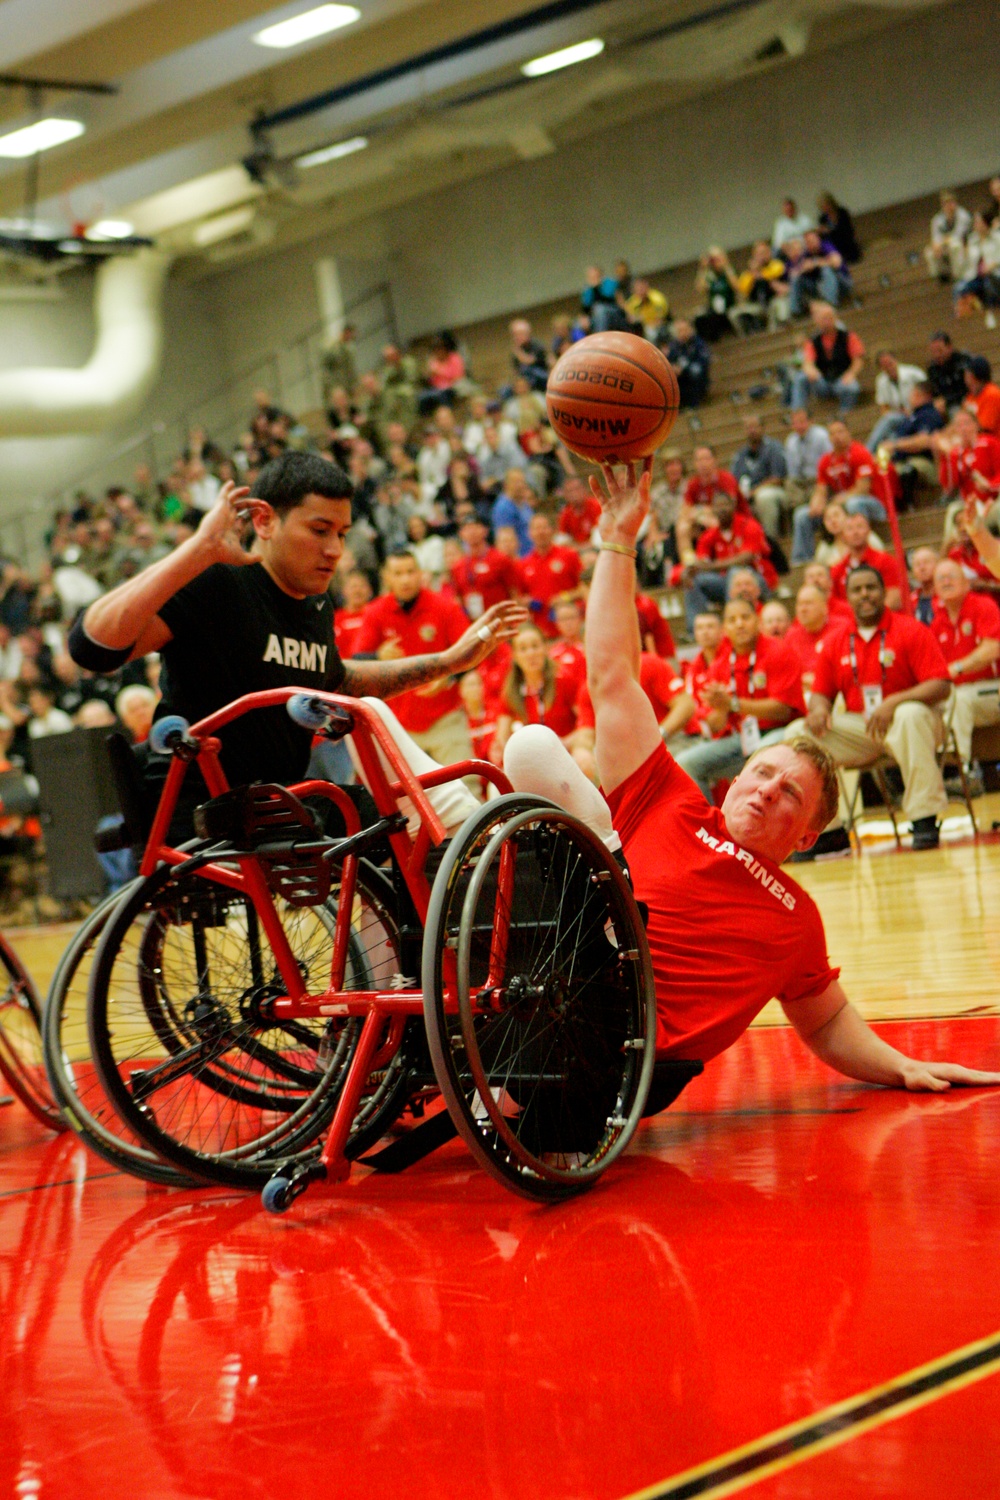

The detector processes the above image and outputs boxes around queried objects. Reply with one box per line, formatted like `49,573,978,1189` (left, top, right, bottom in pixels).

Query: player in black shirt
70,452,523,809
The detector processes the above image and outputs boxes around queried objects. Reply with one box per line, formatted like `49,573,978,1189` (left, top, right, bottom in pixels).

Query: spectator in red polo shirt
934,410,1000,509
490,624,583,763
803,560,854,622
964,356,1000,439
675,595,804,802
333,570,373,659
793,564,950,851
636,591,677,661
787,300,865,414
785,584,838,697
790,419,886,564
830,513,904,611
760,601,791,638
352,548,475,764
519,513,582,637
557,476,601,546
682,490,776,630
450,516,522,620
932,557,1000,768
549,596,587,688
676,444,743,560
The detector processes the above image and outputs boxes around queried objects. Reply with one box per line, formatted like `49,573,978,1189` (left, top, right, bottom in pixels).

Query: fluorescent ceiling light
522,38,604,77
193,206,255,247
297,135,368,168
85,219,135,241
253,5,360,49
0,118,85,158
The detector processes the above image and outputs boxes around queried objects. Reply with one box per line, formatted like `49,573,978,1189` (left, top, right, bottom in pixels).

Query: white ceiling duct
0,248,170,437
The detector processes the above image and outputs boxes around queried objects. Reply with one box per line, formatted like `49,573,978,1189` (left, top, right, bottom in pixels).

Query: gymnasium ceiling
0,0,947,276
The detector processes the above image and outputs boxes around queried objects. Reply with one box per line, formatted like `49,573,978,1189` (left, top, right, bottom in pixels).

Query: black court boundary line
0,1170,118,1201
621,1330,1000,1500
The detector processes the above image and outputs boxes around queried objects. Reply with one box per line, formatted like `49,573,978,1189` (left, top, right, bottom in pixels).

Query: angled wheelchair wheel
423,797,656,1200
87,859,403,1188
42,889,194,1185
0,929,62,1130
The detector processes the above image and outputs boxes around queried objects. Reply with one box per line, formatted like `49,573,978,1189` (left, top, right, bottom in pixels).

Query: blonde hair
785,734,840,831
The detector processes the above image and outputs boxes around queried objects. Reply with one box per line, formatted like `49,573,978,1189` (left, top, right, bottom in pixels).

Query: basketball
546,331,680,464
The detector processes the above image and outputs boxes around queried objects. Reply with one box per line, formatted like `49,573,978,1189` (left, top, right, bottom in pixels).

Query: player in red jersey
500,460,998,1092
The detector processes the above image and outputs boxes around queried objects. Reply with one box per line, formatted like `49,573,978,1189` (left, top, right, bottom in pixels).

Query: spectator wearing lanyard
785,584,839,698
792,565,950,852
449,517,522,621
675,597,804,804
931,558,1000,769
548,597,587,691
490,624,582,764
682,490,776,632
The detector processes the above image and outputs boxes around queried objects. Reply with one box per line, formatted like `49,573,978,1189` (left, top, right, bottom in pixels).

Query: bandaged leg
346,697,480,836
502,724,621,852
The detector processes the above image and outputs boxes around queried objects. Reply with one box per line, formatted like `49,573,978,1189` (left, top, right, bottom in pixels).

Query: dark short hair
968,355,992,383
846,563,884,590
252,451,353,518
386,546,418,564
931,330,953,345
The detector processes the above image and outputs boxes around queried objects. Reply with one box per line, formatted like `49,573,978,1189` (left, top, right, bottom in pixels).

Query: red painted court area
2,1017,999,1500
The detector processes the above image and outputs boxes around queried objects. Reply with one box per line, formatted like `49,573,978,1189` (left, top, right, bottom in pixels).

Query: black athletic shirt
156,562,346,789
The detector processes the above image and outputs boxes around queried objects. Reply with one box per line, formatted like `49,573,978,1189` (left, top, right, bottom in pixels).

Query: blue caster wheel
148,715,191,755
261,1176,292,1214
286,694,331,731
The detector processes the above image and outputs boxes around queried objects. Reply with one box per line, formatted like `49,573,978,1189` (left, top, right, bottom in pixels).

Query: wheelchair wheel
88,860,403,1187
423,797,655,1200
0,929,62,1130
42,890,194,1185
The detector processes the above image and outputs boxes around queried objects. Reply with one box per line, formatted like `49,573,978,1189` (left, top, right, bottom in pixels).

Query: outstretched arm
586,460,664,794
342,599,526,700
784,980,1000,1090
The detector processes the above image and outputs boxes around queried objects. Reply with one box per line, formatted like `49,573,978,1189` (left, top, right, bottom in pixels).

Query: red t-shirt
606,744,838,1059
352,589,470,732
518,545,582,636
931,593,1000,683
827,595,854,622
970,383,1000,439
816,441,874,496
558,497,601,544
683,469,747,513
502,669,579,738
575,653,684,730
947,540,997,583
811,609,949,712
548,638,586,693
333,607,367,659
705,631,805,732
636,593,676,659
465,708,499,763
784,618,838,694
829,545,904,602
450,547,522,619
938,434,1000,501
695,513,778,590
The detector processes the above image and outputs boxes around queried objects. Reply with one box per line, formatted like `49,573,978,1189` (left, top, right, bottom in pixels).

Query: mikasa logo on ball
549,405,631,436
562,367,634,392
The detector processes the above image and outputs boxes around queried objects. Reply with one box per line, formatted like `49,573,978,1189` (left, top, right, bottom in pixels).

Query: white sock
502,725,621,852
346,697,480,837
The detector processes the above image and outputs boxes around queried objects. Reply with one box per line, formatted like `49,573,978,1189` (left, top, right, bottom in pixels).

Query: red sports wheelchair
83,687,657,1210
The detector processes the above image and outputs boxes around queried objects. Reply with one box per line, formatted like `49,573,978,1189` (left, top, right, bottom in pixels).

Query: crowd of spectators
0,179,998,904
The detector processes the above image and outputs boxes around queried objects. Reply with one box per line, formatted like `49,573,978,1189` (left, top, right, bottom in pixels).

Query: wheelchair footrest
357,1109,459,1173
641,1058,704,1118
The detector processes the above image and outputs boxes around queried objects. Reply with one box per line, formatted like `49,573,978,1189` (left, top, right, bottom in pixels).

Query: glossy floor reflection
2,1018,999,1500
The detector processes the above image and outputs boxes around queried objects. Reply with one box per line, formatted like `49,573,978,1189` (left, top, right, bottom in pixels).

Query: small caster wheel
261,1176,292,1214
149,714,191,755
287,694,331,731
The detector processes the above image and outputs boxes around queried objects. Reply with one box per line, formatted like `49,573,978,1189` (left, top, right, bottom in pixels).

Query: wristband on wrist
600,541,637,559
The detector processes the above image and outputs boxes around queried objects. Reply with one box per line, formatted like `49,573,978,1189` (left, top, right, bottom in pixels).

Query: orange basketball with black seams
546,331,680,464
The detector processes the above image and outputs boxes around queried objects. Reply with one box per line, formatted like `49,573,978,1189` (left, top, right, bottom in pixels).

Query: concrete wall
384,0,997,336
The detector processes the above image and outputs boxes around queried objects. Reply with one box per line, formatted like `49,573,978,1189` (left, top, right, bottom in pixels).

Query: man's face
633,278,649,298
929,338,950,366
529,514,553,552
760,602,790,638
343,573,372,611
790,408,811,437
812,302,836,334
384,554,422,604
693,447,716,480
911,548,939,586
728,569,760,605
744,418,763,449
260,495,352,598
796,585,827,633
878,354,897,378
664,458,684,486
846,569,885,625
693,614,722,653
723,599,759,655
934,559,968,607
828,420,851,451
563,477,588,509
803,231,821,253
953,412,978,447
712,492,737,529
804,563,832,596
782,198,796,217
460,519,488,552
673,319,693,342
506,470,531,503
511,319,531,345
722,746,823,861
965,368,983,396
433,407,455,436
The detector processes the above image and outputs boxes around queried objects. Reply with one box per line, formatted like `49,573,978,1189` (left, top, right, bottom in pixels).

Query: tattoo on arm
341,655,451,700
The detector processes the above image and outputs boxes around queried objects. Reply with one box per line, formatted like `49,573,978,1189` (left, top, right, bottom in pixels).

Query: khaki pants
925,239,966,280
410,708,476,770
949,681,1000,766
752,483,789,538
787,702,947,826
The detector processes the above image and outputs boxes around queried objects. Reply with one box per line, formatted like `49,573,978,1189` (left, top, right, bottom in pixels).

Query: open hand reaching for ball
589,457,653,547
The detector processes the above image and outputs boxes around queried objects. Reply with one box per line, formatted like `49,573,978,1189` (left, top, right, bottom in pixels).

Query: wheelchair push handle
286,693,355,740
148,714,196,757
